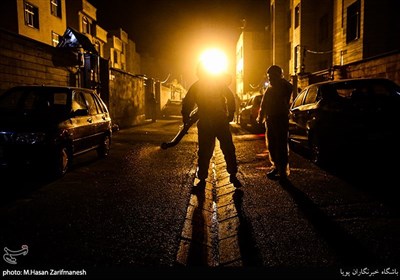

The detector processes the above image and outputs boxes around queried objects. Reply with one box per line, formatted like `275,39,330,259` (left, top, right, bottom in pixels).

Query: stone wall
344,51,400,85
109,68,146,128
298,51,400,89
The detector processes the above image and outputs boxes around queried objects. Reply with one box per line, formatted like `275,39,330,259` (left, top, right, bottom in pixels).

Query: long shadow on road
279,178,380,267
0,154,99,207
291,144,400,214
233,188,263,266
186,181,209,266
323,151,400,215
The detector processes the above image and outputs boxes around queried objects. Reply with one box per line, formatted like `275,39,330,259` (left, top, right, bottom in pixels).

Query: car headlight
14,132,47,144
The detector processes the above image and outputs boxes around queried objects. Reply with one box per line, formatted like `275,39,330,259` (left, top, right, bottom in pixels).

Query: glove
182,115,189,124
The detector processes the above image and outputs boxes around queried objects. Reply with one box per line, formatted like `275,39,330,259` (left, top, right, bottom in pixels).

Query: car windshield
0,88,69,116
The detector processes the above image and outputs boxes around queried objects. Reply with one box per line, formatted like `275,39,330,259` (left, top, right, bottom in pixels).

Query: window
95,41,100,54
93,94,108,113
51,31,60,47
293,90,306,108
24,2,39,29
83,92,99,115
113,50,118,64
82,16,92,35
294,4,300,28
304,86,318,104
72,92,87,112
346,0,360,43
318,13,329,43
294,45,300,73
50,0,62,18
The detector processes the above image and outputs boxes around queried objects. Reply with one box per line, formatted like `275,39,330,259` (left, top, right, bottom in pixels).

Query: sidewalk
175,142,256,267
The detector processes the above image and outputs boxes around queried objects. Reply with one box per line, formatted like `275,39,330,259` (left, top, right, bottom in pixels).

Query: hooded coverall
258,77,293,176
181,77,237,181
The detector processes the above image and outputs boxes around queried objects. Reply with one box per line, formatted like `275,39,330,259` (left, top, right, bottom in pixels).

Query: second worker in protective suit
181,63,238,183
257,65,293,180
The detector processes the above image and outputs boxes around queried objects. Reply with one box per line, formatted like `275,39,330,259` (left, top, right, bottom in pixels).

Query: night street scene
1,0,400,279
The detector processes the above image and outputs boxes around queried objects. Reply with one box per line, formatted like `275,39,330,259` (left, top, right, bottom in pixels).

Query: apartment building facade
236,29,271,100
290,0,333,76
0,0,109,53
0,0,66,47
267,0,400,88
104,28,128,71
65,0,107,57
270,0,290,77
0,0,145,69
333,0,400,66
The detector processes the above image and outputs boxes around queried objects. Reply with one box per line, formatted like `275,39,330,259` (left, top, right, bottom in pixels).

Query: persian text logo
3,245,29,265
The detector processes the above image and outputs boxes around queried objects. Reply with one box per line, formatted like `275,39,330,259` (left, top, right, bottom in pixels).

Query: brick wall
0,28,76,94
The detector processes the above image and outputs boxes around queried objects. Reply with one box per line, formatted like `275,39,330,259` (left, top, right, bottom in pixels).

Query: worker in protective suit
181,63,238,183
257,65,293,180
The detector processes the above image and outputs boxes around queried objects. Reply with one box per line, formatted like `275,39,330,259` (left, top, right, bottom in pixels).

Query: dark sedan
288,78,400,165
0,85,112,177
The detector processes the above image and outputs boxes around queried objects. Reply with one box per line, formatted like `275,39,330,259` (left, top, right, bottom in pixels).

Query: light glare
199,48,228,75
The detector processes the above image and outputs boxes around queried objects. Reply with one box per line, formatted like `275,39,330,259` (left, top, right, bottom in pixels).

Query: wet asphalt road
0,118,399,279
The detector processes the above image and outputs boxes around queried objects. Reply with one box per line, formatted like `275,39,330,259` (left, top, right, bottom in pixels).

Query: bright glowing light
199,48,228,75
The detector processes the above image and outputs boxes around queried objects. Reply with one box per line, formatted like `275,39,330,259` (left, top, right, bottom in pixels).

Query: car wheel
97,135,111,158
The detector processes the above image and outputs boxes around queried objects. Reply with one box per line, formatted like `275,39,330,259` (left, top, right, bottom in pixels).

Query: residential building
104,28,128,71
270,0,290,77
236,28,271,101
0,0,108,58
93,24,107,58
333,0,400,66
287,0,333,77
126,39,141,75
0,0,66,47
268,0,400,87
65,0,107,57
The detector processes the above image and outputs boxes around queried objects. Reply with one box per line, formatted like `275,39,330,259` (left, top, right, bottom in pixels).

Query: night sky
88,0,269,83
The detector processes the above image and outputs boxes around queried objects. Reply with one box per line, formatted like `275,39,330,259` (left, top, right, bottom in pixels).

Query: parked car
0,85,112,177
288,78,400,165
238,93,265,132
161,99,182,118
